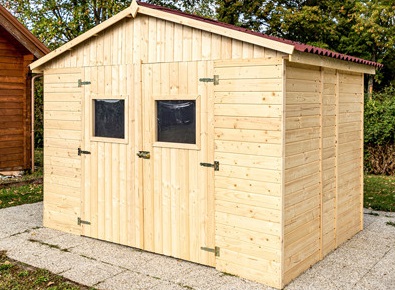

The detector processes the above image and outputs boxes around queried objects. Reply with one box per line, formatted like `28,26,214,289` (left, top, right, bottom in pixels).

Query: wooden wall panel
321,68,337,256
336,72,363,246
0,34,32,171
284,63,321,284
43,68,82,235
214,59,283,289
284,63,364,285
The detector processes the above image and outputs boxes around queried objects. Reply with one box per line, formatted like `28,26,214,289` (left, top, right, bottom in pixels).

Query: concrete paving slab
69,238,152,270
136,254,196,282
61,257,125,287
150,281,191,290
0,203,395,290
96,270,162,290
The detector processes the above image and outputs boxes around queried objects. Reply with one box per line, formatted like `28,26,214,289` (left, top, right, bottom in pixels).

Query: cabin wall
213,58,284,289
0,32,32,171
284,61,363,285
41,14,286,284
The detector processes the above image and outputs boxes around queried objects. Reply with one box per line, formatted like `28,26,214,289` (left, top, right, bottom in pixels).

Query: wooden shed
0,5,49,171
30,1,381,288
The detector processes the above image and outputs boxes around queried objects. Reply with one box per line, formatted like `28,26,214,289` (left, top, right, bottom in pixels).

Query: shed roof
0,5,50,58
30,0,381,71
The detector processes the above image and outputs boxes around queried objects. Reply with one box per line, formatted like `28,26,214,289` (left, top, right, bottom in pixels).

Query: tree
144,0,216,17
216,0,395,92
346,1,395,92
0,0,133,49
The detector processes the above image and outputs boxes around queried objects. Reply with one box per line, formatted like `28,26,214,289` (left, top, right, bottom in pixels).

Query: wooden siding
43,68,82,235
284,62,363,285
336,72,364,245
0,30,32,171
214,58,283,289
284,63,321,284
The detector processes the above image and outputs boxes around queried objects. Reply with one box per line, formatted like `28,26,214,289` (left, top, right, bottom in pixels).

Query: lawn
364,174,395,212
0,149,43,209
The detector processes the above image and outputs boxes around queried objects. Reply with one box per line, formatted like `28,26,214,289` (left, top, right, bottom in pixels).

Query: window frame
90,95,129,144
153,95,201,150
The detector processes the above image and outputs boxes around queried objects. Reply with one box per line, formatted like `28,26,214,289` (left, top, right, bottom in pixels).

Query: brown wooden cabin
30,1,381,288
0,5,49,171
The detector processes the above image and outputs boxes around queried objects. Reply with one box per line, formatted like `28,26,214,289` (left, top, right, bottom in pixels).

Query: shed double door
81,61,215,267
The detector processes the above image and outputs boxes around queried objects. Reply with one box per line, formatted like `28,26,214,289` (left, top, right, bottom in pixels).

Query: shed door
141,61,215,266
80,65,143,248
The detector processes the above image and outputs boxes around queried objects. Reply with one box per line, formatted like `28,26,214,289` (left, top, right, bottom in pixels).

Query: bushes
364,86,395,175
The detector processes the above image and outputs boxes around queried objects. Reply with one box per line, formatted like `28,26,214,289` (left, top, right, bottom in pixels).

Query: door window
156,100,196,144
94,99,125,139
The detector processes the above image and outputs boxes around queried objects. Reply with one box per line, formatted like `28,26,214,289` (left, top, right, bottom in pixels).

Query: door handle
137,151,150,159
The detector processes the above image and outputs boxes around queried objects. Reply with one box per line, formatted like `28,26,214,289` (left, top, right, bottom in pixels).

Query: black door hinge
199,75,219,85
78,148,91,156
201,246,220,257
77,217,91,225
200,161,219,171
78,79,91,87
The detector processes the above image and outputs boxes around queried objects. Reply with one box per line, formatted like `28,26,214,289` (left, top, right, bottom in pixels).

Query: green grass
0,149,43,209
0,251,95,290
364,174,395,212
0,183,43,209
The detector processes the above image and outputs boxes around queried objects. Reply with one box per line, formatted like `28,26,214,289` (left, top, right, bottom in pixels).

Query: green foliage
34,79,44,148
0,0,133,49
364,86,395,145
216,0,394,90
364,86,395,175
145,0,216,17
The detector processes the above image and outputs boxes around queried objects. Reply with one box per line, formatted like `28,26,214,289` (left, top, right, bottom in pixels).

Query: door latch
137,151,150,159
200,161,219,171
78,148,91,155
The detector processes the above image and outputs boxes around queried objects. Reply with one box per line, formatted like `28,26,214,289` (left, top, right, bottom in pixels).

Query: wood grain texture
0,33,33,170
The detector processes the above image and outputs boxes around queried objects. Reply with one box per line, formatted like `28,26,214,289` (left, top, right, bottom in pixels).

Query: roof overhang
289,50,376,75
0,5,49,58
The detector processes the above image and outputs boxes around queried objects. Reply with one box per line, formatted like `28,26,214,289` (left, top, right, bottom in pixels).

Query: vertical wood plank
111,143,120,244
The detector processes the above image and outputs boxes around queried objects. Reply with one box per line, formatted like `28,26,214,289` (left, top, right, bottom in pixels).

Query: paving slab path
0,202,394,290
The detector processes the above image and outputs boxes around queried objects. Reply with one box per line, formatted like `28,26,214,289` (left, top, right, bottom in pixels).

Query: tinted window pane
157,100,196,144
94,99,125,139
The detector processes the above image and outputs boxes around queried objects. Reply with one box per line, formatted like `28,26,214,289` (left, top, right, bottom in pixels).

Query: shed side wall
284,61,364,284
213,58,284,289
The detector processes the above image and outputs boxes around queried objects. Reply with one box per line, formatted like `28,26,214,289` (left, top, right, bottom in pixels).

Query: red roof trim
138,1,382,68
